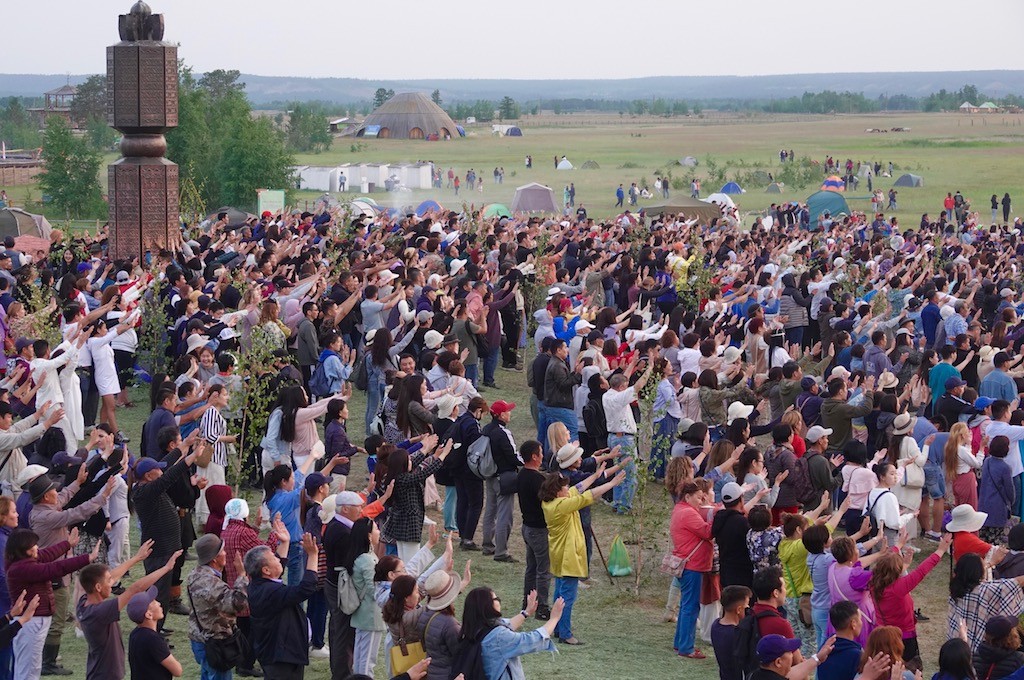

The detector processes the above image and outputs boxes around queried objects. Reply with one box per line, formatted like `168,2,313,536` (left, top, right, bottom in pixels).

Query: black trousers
78,367,100,428
263,662,303,680
236,615,258,671
144,552,174,631
323,581,354,680
300,364,313,393
500,313,521,366
455,474,484,543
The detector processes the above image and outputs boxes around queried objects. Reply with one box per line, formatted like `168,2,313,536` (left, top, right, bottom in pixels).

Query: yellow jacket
542,489,594,578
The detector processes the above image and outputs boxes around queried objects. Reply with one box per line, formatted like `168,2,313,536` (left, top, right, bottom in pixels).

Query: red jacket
6,540,90,617
670,502,714,572
874,552,940,639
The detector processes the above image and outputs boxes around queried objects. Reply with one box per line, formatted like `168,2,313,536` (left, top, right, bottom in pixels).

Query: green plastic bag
606,535,633,577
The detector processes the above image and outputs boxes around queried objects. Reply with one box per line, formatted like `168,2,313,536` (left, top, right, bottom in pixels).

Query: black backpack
863,489,893,540
449,629,489,680
735,609,782,678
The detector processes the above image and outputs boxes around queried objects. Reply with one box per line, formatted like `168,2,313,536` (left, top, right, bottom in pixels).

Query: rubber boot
41,644,72,676
168,585,190,616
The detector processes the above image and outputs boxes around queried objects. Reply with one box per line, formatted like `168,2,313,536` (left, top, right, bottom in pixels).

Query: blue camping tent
806,190,850,226
505,126,523,137
720,182,744,194
416,200,442,216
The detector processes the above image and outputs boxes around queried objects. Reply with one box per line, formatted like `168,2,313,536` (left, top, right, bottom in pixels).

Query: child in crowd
710,585,751,680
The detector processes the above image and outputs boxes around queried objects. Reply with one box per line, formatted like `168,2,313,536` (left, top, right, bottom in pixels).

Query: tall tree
198,69,244,102
286,103,331,153
0,97,40,149
38,116,104,219
431,89,442,106
217,117,293,208
373,88,395,109
69,74,107,126
167,63,293,210
498,96,518,121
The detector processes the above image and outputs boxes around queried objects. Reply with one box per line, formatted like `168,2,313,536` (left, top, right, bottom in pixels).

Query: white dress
88,330,120,397
59,343,84,442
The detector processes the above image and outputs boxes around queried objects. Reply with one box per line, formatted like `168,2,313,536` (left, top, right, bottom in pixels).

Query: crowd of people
0,179,1019,680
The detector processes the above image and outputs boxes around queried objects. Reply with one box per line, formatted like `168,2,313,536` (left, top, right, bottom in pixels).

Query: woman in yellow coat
540,464,625,645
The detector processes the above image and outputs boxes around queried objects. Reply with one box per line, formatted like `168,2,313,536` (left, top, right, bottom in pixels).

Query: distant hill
3,70,1024,105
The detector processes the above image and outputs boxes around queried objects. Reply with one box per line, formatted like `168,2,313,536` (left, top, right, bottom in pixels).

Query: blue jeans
464,362,479,388
674,570,702,654
651,415,678,479
192,640,232,680
287,541,304,587
0,644,11,680
443,484,458,530
536,402,550,453
366,378,384,436
308,588,328,648
812,606,829,651
482,347,500,385
553,576,579,640
785,326,804,347
608,434,637,512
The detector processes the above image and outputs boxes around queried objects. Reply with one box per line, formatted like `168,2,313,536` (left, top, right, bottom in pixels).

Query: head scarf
222,497,250,531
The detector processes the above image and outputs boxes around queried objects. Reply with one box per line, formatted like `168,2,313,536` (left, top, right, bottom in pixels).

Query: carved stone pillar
106,2,178,260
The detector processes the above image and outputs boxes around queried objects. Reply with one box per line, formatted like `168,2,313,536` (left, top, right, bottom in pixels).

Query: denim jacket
481,619,556,680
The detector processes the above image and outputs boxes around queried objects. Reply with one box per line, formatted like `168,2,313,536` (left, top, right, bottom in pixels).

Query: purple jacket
484,288,516,349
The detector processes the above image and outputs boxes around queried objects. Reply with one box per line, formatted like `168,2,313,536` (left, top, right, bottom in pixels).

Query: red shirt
670,502,714,572
952,532,991,563
753,603,794,638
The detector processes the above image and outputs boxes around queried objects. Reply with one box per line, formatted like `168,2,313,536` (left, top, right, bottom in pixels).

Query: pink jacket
670,502,714,572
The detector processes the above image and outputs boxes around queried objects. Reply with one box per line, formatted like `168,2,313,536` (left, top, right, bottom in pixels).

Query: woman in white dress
86,309,139,442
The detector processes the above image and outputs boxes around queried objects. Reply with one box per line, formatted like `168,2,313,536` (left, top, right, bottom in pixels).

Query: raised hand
16,594,39,625
301,532,318,556
134,539,155,562
165,549,183,570
68,527,80,548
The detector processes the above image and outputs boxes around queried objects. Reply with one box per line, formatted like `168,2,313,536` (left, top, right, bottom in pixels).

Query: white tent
679,156,698,167
704,193,736,208
857,163,872,178
556,158,574,170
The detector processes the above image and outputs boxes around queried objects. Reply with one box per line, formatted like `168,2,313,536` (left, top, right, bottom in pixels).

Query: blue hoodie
317,348,349,395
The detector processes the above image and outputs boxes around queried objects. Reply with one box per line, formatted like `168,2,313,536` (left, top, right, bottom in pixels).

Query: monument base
107,157,178,259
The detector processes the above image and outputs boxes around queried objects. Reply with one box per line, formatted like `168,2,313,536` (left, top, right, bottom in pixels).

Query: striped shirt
200,405,229,467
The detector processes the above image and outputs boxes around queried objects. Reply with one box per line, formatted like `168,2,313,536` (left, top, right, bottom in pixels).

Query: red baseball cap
261,210,273,218
490,400,516,417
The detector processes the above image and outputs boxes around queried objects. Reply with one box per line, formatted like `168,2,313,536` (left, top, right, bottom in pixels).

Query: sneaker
310,646,330,659
924,531,942,541
460,541,481,551
114,431,130,444
111,583,125,596
237,669,265,678
482,549,495,556
483,382,498,389
493,554,519,563
914,608,929,622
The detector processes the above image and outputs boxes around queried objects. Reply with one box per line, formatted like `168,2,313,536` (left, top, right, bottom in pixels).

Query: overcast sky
3,0,1023,79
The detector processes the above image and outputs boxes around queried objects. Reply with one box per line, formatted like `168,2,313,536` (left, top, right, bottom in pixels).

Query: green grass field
286,112,1024,229
19,111,1018,678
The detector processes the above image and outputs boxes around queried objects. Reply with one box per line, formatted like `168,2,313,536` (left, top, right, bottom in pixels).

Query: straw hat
877,371,898,390
891,412,916,436
946,504,987,533
424,570,462,611
978,346,997,363
727,402,754,425
556,443,584,470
